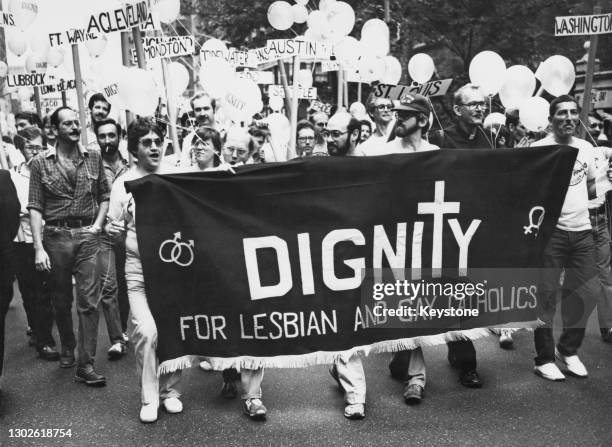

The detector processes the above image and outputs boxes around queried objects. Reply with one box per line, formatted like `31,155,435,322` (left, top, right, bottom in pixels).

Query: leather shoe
38,345,60,361
460,370,483,388
59,350,76,368
403,384,424,405
75,367,106,387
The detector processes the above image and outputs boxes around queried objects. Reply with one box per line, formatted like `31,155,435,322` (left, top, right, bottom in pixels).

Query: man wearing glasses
356,97,396,156
28,107,110,386
296,120,316,157
325,112,362,157
435,83,492,149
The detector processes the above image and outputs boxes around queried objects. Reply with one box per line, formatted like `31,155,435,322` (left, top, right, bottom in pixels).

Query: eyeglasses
298,136,315,142
376,103,393,111
139,137,162,148
327,130,347,139
462,101,487,110
227,146,248,156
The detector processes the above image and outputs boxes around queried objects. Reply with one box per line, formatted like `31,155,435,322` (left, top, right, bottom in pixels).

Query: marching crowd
0,80,612,424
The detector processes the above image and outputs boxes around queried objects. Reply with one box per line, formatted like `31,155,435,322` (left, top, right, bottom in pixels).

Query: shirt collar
46,142,89,159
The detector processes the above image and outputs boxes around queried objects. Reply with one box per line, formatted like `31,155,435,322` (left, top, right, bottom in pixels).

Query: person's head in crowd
326,112,361,156
190,92,216,127
249,126,269,163
452,83,487,129
224,126,252,165
505,110,531,147
587,113,603,141
548,94,579,143
14,125,44,163
50,106,81,146
88,93,111,128
42,114,56,146
15,111,42,132
393,93,431,139
310,111,329,134
95,118,122,159
296,120,316,157
359,120,372,143
190,126,222,170
495,125,512,148
366,96,394,128
127,117,163,173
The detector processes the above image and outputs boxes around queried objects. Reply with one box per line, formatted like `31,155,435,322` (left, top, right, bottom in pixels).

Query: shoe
243,398,267,420
555,348,588,378
403,384,424,405
601,328,612,343
499,329,514,350
534,362,565,381
122,332,129,344
59,349,76,368
162,397,183,414
38,345,60,361
460,370,483,388
344,403,365,420
107,342,127,360
221,381,238,399
75,367,107,387
139,403,159,423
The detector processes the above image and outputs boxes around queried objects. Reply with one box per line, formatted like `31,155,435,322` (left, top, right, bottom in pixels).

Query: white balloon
267,112,291,144
291,4,308,24
361,18,389,41
499,65,536,110
357,55,385,84
153,0,180,23
319,0,337,11
307,11,331,40
9,0,39,30
268,1,293,31
0,61,8,77
167,62,190,96
201,38,228,54
349,102,366,117
381,55,402,84
269,95,284,112
540,55,575,97
29,33,50,56
408,53,435,84
85,34,108,59
199,59,235,98
46,48,65,68
98,65,129,110
326,1,355,38
295,0,308,5
223,77,262,122
25,53,46,73
469,51,506,96
483,112,506,130
519,97,550,132
296,69,313,88
334,36,360,68
8,32,28,57
117,68,160,116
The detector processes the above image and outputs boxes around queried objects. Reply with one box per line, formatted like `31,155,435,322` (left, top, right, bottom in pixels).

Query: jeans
43,226,101,367
0,247,14,378
590,212,612,331
335,354,366,405
389,347,426,387
13,242,55,349
98,234,126,345
534,228,598,365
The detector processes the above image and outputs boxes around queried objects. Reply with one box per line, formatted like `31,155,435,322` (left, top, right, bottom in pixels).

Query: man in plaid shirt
28,107,110,386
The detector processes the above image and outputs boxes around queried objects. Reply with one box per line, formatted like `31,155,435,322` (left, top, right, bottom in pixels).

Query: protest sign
200,48,257,68
321,61,341,72
308,99,333,115
0,11,15,27
371,79,453,100
555,13,612,36
269,84,317,99
246,39,332,66
126,147,576,371
131,35,195,63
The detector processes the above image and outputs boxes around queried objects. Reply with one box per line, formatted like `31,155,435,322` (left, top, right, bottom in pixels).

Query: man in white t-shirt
356,96,396,156
531,95,599,381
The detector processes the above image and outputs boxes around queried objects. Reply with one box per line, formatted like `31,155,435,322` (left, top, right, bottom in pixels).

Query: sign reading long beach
555,13,612,36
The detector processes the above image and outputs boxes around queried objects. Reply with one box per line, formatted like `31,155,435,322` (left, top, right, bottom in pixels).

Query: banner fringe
157,320,540,375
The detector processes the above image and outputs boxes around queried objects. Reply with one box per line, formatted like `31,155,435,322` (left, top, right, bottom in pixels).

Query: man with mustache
86,93,112,147
325,112,361,157
28,107,110,386
531,95,599,380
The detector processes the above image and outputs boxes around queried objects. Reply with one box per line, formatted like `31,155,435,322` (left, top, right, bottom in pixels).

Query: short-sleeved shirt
532,135,597,231
9,164,34,242
27,144,110,222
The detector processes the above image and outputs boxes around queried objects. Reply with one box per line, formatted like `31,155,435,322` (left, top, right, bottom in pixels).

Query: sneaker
139,403,159,423
555,348,588,378
499,329,514,350
403,384,424,405
534,362,565,381
75,366,107,387
107,342,127,360
221,381,238,399
344,403,365,420
162,397,183,414
243,398,267,420
601,328,612,343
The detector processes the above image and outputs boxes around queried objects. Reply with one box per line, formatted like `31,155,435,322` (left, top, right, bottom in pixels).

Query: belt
46,218,92,228
589,205,606,216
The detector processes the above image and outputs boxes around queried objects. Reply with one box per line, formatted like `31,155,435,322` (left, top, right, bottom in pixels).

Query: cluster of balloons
468,50,576,132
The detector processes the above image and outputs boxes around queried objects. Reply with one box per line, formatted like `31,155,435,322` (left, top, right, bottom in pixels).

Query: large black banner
127,146,575,371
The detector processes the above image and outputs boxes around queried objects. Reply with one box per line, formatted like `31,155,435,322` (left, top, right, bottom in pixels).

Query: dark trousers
44,226,101,367
113,238,129,332
0,247,14,377
534,228,598,365
447,339,477,373
590,212,612,331
98,234,126,344
13,242,55,349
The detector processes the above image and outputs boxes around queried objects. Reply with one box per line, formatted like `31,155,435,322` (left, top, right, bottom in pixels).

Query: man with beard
433,83,492,149
356,97,395,155
180,92,225,168
86,93,112,145
325,112,361,157
96,118,129,358
28,106,110,386
531,95,599,380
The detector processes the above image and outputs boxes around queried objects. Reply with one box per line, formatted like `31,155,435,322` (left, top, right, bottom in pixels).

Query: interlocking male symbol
523,206,545,236
159,232,194,267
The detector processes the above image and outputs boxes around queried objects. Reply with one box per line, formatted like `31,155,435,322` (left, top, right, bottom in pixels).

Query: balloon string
578,118,599,147
489,95,495,149
164,21,198,74
427,97,444,133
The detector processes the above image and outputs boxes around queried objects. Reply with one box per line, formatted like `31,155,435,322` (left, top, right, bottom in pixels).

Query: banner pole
358,82,362,103
277,60,292,118
120,31,135,126
579,5,601,139
33,86,42,118
288,55,300,160
158,39,180,157
61,90,67,107
337,68,342,109
71,44,88,146
0,116,8,169
343,72,349,108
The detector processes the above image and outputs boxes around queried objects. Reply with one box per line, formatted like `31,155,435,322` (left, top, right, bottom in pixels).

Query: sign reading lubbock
269,85,317,100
